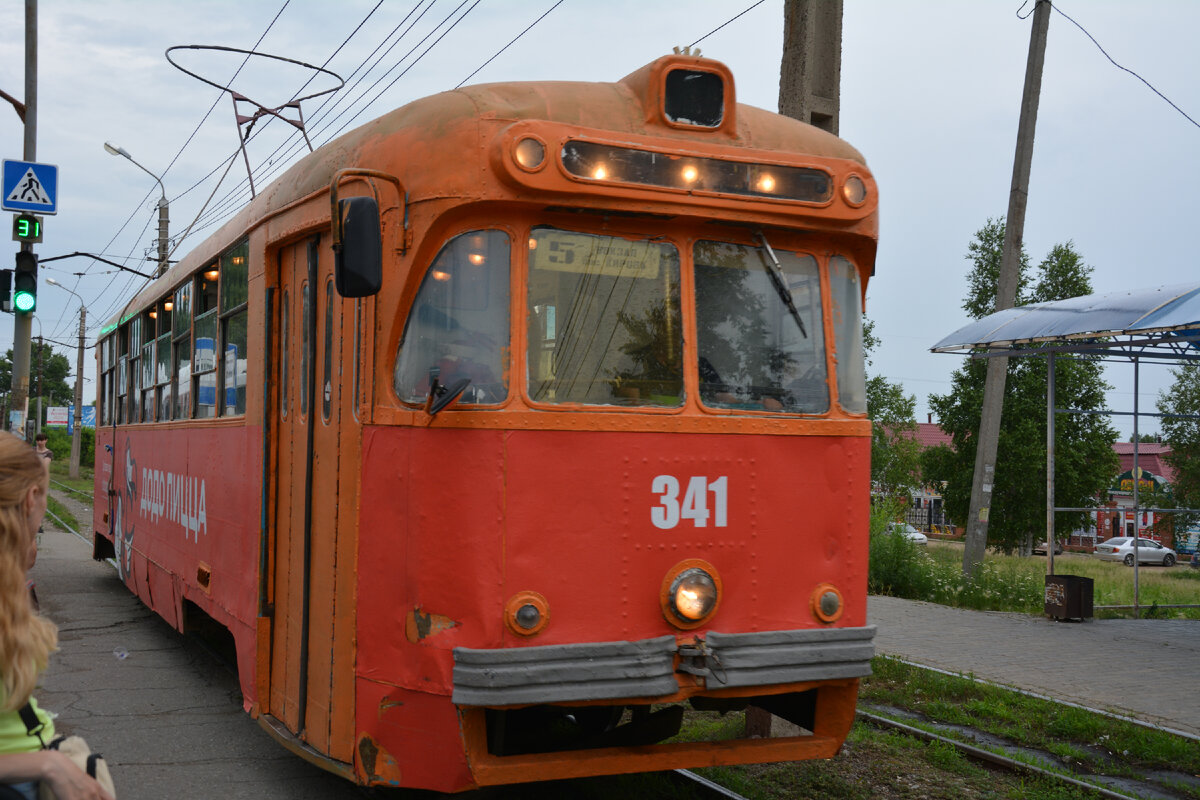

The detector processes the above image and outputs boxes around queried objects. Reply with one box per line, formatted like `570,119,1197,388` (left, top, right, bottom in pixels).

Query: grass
45,459,94,536
870,518,1200,619
862,656,1200,779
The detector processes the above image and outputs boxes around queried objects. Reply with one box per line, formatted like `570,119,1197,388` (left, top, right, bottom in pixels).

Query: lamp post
44,277,85,479
104,141,169,276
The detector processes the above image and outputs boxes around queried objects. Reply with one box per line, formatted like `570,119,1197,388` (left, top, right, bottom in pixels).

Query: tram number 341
651,475,728,529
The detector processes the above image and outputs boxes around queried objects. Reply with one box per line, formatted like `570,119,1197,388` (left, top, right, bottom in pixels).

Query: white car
886,523,928,546
1094,537,1177,567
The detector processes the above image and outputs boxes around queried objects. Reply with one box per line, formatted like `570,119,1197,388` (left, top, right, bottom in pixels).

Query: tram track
856,705,1198,800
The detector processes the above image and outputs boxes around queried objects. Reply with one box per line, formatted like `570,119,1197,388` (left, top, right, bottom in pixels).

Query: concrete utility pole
778,0,842,134
11,0,37,438
962,0,1052,578
71,304,85,478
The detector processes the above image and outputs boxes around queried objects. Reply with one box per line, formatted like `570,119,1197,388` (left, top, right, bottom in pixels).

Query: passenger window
394,230,510,406
694,240,827,413
526,227,682,407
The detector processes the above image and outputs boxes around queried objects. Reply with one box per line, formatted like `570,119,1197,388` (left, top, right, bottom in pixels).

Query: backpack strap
17,701,47,749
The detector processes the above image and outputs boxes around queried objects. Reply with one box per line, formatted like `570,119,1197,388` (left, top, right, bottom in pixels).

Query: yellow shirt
0,687,55,755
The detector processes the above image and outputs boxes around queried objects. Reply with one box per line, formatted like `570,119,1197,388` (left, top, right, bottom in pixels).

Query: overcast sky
1,0,1197,436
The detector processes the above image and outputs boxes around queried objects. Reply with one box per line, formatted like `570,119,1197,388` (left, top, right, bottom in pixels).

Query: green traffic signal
13,250,36,312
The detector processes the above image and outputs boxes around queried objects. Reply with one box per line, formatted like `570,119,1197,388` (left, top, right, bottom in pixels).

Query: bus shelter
932,281,1200,617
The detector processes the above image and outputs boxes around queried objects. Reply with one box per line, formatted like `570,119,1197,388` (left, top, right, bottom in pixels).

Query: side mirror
334,196,382,297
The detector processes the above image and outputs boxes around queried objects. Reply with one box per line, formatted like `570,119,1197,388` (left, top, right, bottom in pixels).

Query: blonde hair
0,433,57,708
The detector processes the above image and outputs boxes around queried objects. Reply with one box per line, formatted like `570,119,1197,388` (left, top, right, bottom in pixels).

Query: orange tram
92,55,878,792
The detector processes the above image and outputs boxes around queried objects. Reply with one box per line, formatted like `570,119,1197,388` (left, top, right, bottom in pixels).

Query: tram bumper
451,625,875,706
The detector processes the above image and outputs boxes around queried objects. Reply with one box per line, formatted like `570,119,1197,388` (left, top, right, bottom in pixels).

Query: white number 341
651,475,728,529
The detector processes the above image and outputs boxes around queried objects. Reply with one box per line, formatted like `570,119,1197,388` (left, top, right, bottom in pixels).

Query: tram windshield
394,230,511,405
694,240,828,413
526,227,683,406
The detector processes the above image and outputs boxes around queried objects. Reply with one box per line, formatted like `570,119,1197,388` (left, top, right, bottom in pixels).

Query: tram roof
107,56,871,329
931,281,1200,360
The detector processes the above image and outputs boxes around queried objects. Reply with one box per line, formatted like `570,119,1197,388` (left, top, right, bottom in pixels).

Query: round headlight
842,175,867,206
661,561,721,628
514,137,546,171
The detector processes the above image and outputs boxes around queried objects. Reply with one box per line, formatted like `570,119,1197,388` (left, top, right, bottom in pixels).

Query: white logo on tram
651,475,728,530
139,468,208,540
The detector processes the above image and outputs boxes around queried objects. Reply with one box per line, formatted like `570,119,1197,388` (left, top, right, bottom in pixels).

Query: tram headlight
514,136,546,171
842,175,867,206
661,561,721,628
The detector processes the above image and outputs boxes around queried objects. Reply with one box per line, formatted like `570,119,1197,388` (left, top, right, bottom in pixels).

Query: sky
1,0,1197,437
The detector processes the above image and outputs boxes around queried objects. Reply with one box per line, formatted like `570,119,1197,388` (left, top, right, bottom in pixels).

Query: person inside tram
0,433,114,800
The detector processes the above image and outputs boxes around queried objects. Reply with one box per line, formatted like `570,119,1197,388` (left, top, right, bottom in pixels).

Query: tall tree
929,223,1117,553
1158,363,1200,535
864,319,922,497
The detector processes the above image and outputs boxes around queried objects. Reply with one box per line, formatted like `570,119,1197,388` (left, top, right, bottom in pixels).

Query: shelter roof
931,282,1200,359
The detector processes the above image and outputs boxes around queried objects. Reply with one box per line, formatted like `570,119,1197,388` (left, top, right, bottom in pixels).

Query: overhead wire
688,0,766,48
1049,2,1199,131
84,0,294,330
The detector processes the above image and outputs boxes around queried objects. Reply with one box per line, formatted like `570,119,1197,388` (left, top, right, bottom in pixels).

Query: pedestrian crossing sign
2,159,58,215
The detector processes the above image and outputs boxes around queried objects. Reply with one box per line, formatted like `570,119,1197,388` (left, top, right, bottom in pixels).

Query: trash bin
1044,574,1093,621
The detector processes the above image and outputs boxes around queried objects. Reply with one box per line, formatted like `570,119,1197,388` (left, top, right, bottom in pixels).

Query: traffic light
0,269,10,313
13,250,37,313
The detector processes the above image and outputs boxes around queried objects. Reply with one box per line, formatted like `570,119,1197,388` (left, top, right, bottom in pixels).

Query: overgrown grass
869,503,1200,618
862,656,1200,778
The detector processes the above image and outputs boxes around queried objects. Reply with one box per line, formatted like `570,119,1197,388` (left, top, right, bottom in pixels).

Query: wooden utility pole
962,0,1052,577
778,0,842,134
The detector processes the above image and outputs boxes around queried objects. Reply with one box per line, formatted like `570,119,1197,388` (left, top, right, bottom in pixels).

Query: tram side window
394,230,510,406
98,335,112,426
220,240,249,416
173,282,192,420
829,256,866,414
193,267,220,419
155,302,173,420
141,309,157,422
115,325,128,425
694,240,827,413
526,228,683,407
127,316,142,423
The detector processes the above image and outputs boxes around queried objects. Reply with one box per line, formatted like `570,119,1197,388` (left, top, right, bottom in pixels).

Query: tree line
869,218,1200,553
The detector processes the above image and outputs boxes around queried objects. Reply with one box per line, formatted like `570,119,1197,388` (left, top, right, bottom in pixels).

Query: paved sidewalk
30,525,370,800
868,594,1200,738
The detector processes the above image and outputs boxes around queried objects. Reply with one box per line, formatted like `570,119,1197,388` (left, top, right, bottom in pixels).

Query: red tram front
94,55,877,792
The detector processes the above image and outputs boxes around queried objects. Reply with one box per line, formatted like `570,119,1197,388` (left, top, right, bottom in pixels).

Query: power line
456,0,566,88
688,0,766,49
1038,1,1199,131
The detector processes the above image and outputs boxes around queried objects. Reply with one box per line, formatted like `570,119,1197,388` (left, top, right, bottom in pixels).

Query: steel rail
857,709,1140,800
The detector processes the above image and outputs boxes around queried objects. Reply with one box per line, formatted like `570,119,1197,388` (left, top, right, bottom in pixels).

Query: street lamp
104,141,169,276
44,277,86,479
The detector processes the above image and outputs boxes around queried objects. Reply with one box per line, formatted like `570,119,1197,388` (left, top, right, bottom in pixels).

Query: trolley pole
10,0,37,438
962,0,1050,577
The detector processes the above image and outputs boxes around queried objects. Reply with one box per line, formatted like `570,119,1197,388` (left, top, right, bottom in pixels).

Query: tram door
268,235,357,763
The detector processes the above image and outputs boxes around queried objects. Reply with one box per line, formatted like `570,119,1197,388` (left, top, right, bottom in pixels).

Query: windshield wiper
756,230,807,338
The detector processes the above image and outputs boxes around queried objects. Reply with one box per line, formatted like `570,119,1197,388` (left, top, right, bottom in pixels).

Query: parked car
886,523,928,546
1094,537,1177,567
1032,539,1064,555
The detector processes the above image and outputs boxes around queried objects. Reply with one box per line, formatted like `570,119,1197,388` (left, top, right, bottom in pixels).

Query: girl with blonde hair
0,433,112,799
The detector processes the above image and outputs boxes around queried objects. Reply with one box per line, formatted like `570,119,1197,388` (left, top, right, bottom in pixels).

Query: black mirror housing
334,196,382,297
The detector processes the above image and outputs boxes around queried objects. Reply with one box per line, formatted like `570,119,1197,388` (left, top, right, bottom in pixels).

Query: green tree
929,223,1117,553
864,319,922,497
1158,363,1200,535
0,340,75,414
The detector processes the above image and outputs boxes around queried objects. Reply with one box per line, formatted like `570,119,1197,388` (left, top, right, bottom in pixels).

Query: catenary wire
688,0,766,48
